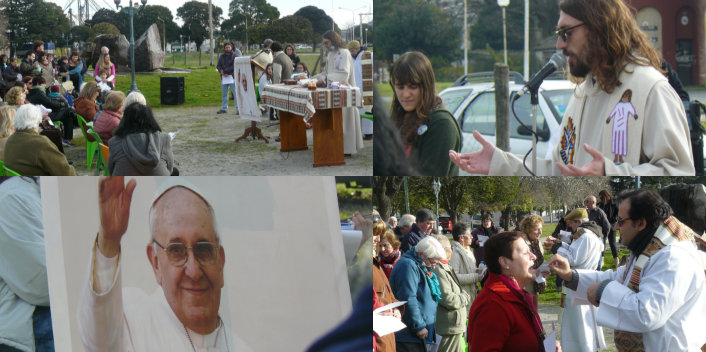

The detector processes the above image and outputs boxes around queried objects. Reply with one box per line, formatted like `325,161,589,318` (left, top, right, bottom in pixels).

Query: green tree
88,8,123,30
375,0,461,65
88,22,120,41
294,6,339,51
1,0,69,55
373,177,405,220
177,1,223,52
228,0,279,26
70,25,91,43
257,15,312,46
135,5,179,43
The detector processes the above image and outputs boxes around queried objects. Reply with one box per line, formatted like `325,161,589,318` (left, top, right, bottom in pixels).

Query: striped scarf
378,249,400,278
614,216,694,352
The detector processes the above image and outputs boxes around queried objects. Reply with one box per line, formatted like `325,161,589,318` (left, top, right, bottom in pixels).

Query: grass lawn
111,52,324,109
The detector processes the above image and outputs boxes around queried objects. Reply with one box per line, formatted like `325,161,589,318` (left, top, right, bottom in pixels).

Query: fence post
495,63,510,152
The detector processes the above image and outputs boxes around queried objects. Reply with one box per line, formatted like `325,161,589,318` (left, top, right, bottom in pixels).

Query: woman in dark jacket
390,51,461,176
284,44,300,71
108,103,177,176
471,213,500,264
26,76,75,144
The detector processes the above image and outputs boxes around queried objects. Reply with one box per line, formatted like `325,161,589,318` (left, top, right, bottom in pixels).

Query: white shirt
77,241,234,352
574,241,706,351
0,177,48,352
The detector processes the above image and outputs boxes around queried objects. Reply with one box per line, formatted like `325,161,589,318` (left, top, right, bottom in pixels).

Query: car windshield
440,88,473,113
542,89,573,123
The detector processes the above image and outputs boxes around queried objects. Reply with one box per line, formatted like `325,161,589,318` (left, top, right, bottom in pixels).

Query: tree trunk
501,205,511,231
373,177,404,220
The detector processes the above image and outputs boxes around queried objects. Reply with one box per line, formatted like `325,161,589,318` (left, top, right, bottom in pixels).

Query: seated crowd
0,41,176,176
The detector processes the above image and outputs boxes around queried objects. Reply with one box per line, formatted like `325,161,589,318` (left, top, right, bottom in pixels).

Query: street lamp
497,0,510,65
365,28,368,46
115,0,147,93
339,6,365,41
431,178,441,222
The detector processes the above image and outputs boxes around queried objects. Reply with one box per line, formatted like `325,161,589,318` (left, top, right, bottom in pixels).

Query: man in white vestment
544,208,605,352
550,189,706,351
312,30,364,156
78,177,233,351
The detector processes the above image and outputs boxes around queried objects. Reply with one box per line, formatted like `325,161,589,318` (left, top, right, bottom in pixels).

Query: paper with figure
234,57,261,122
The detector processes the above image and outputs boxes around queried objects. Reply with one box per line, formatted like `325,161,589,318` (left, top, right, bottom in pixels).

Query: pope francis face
147,187,225,335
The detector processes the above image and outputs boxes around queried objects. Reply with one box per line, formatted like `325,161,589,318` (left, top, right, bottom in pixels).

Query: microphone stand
530,85,540,174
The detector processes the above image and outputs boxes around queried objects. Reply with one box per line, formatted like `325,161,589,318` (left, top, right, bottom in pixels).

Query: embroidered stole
614,217,694,352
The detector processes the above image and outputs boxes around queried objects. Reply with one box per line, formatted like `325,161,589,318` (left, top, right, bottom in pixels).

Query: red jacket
468,272,543,352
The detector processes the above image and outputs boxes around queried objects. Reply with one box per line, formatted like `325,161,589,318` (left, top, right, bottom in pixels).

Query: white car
439,74,575,174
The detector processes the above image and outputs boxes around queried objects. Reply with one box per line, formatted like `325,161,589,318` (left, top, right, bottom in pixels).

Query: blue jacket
389,250,437,344
400,223,425,253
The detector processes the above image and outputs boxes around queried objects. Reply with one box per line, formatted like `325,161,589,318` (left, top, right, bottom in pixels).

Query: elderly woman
123,91,147,108
448,223,479,314
377,230,401,278
471,213,500,264
389,235,445,351
108,103,176,176
468,231,547,351
311,30,364,155
93,91,125,142
73,81,101,122
519,214,546,308
4,86,27,106
0,105,16,159
4,104,76,175
433,234,471,352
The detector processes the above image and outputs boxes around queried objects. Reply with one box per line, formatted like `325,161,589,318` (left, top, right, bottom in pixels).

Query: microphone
517,52,567,97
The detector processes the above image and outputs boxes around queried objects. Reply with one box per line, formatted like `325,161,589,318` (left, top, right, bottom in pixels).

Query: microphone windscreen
549,52,567,70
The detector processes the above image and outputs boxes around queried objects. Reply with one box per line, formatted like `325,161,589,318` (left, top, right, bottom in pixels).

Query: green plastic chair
361,112,373,121
95,142,110,176
0,159,20,176
76,114,98,170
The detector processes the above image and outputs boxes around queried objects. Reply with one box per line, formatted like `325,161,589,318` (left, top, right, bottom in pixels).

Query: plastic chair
95,142,110,176
361,112,373,121
0,159,20,176
76,114,98,170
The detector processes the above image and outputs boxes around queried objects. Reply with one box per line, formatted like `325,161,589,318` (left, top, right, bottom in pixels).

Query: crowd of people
374,187,706,351
0,40,179,176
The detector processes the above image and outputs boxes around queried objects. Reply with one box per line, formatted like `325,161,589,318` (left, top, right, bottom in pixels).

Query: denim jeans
32,305,54,352
221,83,238,111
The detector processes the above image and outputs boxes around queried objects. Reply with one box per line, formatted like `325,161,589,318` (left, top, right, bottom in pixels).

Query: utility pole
208,0,214,66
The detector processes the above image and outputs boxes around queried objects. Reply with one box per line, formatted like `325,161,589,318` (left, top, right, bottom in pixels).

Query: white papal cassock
555,226,606,352
77,241,234,352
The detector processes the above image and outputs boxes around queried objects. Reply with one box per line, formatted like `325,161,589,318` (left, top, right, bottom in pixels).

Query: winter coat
448,241,479,305
468,272,543,352
217,52,237,77
73,97,100,122
93,110,121,143
4,129,76,175
408,108,462,176
272,51,293,84
108,131,174,175
373,259,403,352
400,223,425,253
433,262,471,335
471,224,500,263
389,250,438,345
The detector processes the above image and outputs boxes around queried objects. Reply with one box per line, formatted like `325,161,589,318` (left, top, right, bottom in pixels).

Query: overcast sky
48,0,373,28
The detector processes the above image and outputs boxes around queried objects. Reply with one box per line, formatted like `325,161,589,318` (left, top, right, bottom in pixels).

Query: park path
66,106,372,175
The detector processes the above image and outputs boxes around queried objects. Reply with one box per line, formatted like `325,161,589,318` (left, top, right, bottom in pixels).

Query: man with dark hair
19,51,38,78
584,195,611,269
451,0,694,176
399,208,435,253
550,188,706,351
270,41,293,85
216,42,239,115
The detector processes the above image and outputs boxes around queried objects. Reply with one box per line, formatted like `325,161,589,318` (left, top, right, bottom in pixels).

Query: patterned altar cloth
261,84,362,122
